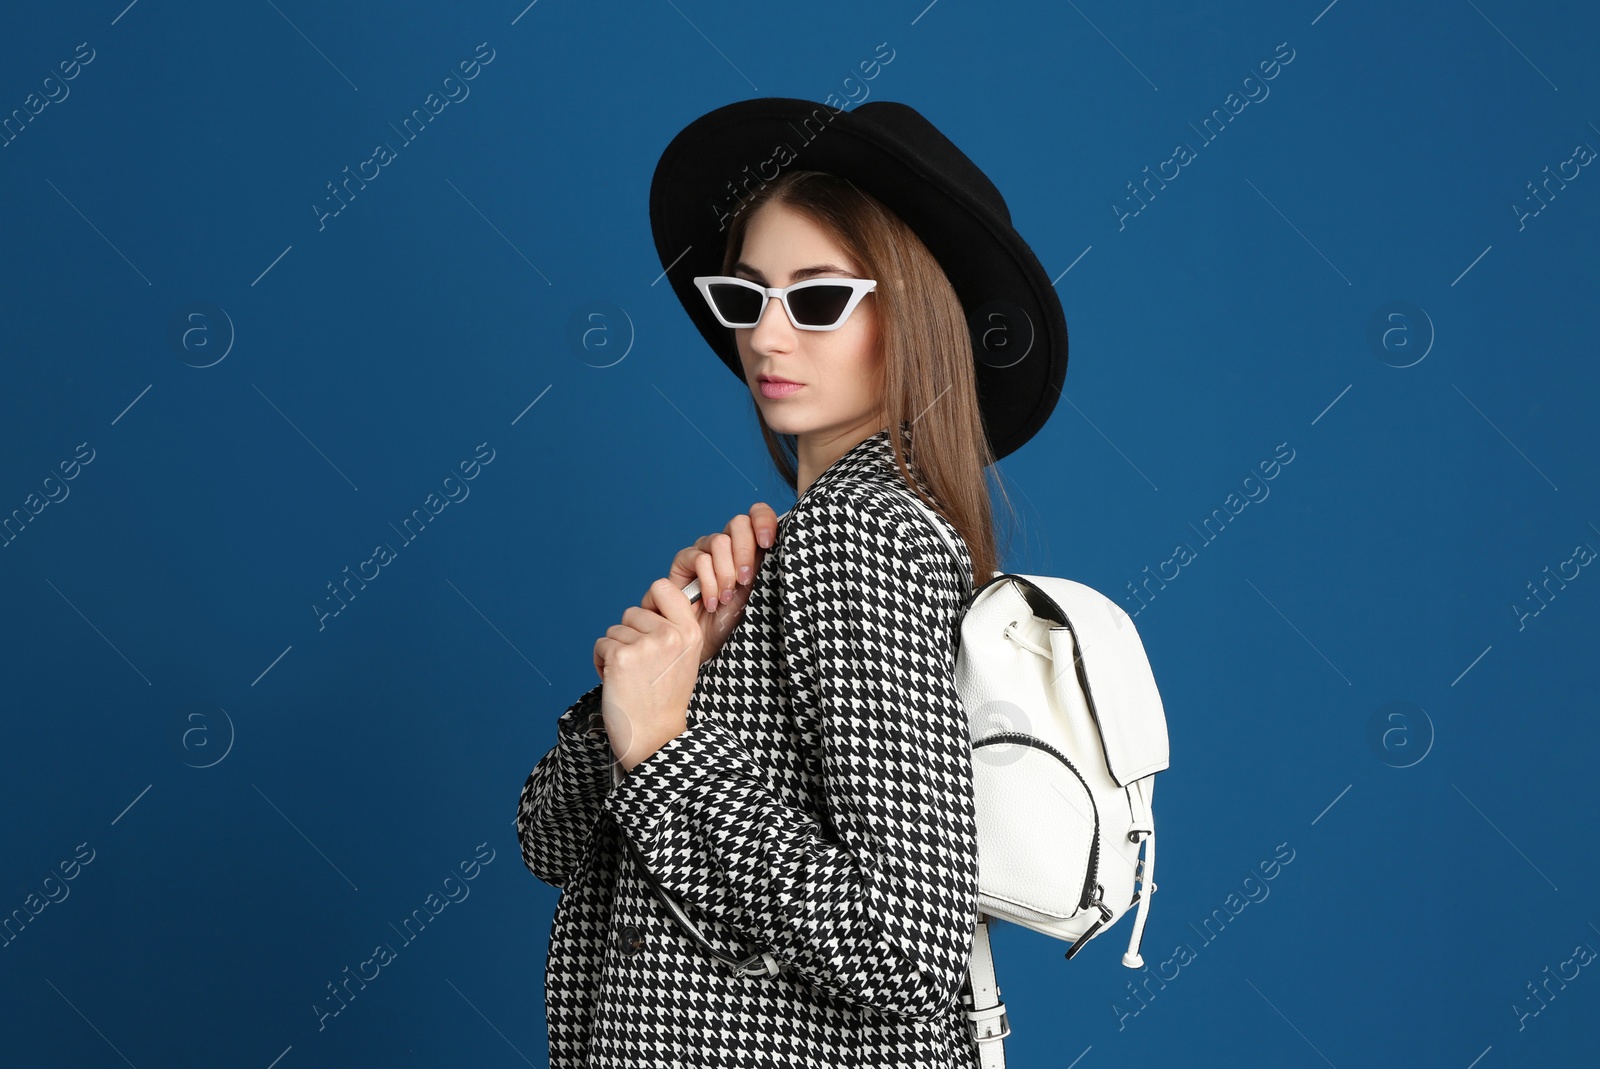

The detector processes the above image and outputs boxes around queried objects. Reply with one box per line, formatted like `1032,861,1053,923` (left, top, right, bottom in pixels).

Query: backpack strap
898,491,974,590
1122,778,1158,968
962,914,1009,1068
900,495,1012,1064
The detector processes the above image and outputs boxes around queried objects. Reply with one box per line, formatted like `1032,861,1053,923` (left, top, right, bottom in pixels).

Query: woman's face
732,201,884,444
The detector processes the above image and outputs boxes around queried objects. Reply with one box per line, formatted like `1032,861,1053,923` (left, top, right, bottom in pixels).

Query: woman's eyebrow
732,261,857,284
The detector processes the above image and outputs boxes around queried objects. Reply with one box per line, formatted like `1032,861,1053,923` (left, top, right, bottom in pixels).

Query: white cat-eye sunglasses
693,275,878,332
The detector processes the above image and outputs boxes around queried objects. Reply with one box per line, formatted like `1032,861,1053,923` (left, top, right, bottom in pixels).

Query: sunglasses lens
706,283,763,326
787,284,855,327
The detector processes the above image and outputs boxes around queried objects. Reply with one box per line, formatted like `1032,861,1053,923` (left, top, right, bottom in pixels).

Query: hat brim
649,97,1066,462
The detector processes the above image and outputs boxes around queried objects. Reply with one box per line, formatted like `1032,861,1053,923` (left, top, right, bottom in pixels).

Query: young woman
517,98,1066,1068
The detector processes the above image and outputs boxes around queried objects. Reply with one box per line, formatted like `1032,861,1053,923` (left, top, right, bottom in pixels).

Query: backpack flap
1024,575,1170,788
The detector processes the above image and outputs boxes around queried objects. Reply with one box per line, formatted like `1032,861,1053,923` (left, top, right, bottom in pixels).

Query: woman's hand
593,578,705,772
672,502,780,612
650,502,780,667
589,503,781,773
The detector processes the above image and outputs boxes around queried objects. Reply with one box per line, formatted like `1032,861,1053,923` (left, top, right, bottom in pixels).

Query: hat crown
844,101,1013,227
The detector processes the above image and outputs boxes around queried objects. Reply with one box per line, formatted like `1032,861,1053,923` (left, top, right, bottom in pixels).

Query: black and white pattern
517,424,981,1068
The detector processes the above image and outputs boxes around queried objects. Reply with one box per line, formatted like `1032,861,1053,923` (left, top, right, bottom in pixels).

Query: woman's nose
749,294,795,348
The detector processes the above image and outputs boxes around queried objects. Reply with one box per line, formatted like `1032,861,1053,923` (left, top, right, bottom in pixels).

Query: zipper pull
1064,889,1114,961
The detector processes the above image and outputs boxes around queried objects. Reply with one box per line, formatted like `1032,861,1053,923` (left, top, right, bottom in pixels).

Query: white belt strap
962,913,1008,1069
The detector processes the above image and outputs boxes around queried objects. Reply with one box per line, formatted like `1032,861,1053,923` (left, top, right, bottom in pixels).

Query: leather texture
517,425,985,1068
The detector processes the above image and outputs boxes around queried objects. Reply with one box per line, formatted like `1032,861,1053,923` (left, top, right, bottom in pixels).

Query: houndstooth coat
516,424,981,1068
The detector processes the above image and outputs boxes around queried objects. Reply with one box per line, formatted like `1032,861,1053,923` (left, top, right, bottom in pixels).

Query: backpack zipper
971,731,1101,914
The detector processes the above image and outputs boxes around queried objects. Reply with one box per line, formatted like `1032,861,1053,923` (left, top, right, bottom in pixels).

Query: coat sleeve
601,491,979,1020
516,681,618,889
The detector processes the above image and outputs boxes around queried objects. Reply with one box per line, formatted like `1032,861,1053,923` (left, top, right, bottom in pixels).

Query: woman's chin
754,402,809,434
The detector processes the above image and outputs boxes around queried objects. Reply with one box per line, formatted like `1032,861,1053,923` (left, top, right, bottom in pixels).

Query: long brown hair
718,169,1020,591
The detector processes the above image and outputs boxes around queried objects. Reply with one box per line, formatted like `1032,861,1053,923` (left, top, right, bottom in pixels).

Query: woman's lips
759,380,804,399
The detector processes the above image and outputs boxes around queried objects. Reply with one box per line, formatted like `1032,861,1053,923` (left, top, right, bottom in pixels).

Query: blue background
2,1,1596,1066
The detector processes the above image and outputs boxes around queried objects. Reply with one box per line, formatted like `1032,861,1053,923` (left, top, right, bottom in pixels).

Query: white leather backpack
899,494,1171,1069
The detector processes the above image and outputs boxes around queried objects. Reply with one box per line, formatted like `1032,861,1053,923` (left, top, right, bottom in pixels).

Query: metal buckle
965,1003,1011,1042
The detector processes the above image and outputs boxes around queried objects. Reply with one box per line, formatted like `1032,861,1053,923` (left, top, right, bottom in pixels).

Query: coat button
618,924,646,955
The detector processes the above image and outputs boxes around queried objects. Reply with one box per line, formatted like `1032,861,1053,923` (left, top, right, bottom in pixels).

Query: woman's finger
667,542,707,587
592,631,637,679
603,622,639,644
724,513,757,586
655,538,713,609
706,533,737,607
647,577,699,634
621,602,679,637
695,550,720,613
749,501,779,550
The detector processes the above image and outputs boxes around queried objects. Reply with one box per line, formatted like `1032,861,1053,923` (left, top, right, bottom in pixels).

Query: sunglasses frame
693,275,878,332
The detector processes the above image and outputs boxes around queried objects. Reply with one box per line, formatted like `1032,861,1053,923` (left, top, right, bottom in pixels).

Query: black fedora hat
648,97,1067,462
